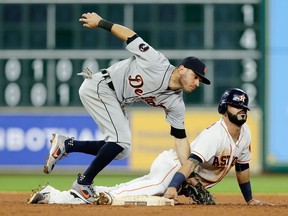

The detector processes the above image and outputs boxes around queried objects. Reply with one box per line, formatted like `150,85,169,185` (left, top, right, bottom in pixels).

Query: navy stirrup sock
78,142,124,184
65,140,106,156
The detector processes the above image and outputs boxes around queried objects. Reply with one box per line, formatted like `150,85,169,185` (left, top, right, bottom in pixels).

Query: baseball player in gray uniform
43,12,210,204
164,88,272,205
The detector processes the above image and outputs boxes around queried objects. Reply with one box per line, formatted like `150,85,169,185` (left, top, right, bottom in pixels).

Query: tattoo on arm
188,157,200,168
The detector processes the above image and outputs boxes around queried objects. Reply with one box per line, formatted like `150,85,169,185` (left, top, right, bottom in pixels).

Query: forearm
236,165,250,184
167,158,199,190
79,12,136,42
165,157,199,199
236,167,274,206
178,159,197,178
110,24,136,42
236,167,253,202
174,137,190,164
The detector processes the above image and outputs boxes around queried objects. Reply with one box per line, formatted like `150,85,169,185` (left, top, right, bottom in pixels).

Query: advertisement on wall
0,114,128,172
0,108,261,173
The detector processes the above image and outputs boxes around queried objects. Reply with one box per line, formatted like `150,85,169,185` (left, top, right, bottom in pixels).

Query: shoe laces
65,137,74,146
87,184,96,195
77,173,96,195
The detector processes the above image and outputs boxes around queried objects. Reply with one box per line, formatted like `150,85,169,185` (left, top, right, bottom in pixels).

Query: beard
227,110,247,126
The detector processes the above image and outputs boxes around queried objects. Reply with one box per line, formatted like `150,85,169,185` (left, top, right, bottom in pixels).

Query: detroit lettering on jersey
106,36,186,130
107,37,179,107
128,74,166,108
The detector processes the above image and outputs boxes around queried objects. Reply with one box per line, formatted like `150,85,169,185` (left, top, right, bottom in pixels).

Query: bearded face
226,105,248,126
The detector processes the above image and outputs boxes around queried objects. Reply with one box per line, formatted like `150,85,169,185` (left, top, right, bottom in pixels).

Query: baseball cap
179,56,211,85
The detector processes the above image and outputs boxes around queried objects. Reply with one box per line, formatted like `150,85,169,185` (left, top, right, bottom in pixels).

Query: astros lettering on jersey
190,118,252,188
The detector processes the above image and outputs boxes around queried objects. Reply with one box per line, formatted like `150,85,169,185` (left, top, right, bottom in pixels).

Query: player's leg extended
79,73,131,149
28,184,86,204
109,150,180,198
43,74,113,174
71,74,131,203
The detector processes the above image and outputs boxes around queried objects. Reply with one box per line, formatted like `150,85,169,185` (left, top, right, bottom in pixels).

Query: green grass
209,174,288,194
0,173,140,192
0,173,287,193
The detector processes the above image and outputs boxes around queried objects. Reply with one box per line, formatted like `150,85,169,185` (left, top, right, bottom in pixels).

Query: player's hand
79,12,102,28
247,198,274,206
164,187,178,200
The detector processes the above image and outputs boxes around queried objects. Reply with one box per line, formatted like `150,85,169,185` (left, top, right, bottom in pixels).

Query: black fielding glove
178,181,216,205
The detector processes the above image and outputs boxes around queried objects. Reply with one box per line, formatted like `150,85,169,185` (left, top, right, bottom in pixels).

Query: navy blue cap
179,57,211,85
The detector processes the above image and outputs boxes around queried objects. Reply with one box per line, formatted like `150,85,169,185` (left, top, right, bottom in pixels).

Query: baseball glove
178,181,216,205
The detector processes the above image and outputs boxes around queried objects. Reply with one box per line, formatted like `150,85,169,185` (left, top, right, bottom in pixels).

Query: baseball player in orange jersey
43,12,211,204
164,88,273,205
31,88,272,205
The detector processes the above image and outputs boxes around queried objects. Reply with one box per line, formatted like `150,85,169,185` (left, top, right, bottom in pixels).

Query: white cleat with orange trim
70,180,98,204
43,134,69,174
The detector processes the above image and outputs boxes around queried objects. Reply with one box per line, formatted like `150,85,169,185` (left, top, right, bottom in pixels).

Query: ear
178,65,185,70
178,65,186,75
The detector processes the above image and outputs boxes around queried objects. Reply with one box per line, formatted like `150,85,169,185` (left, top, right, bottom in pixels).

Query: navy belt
101,70,115,91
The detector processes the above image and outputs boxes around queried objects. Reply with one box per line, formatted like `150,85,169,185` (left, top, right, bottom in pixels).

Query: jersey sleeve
237,124,252,164
126,37,169,71
164,93,185,130
190,129,220,163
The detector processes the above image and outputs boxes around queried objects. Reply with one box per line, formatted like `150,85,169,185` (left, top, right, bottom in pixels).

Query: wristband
98,19,114,32
170,126,187,139
239,181,253,202
168,172,186,189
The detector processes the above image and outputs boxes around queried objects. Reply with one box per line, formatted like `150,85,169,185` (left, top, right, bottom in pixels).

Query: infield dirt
1,193,288,216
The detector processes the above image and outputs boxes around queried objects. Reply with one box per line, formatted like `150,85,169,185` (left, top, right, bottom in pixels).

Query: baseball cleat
70,180,98,204
43,134,69,174
28,192,47,204
27,184,51,204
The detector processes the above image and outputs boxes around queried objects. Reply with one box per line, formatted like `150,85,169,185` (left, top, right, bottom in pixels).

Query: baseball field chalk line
112,195,175,206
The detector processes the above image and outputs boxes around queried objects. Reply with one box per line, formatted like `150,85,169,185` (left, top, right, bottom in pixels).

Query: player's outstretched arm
235,163,274,206
164,157,200,200
79,12,136,42
174,137,190,164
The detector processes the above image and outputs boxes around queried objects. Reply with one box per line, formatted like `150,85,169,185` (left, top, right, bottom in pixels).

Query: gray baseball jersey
190,118,252,188
107,36,185,130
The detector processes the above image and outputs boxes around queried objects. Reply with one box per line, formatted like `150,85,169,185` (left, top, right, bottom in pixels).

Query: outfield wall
130,108,262,173
0,108,261,173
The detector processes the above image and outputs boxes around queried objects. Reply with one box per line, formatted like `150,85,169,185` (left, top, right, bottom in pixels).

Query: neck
223,116,241,142
168,68,182,90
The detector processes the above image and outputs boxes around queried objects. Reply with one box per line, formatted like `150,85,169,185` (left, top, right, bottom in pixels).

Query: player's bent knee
115,143,131,160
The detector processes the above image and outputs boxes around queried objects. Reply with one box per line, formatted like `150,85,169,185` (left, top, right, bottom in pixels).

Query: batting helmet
218,88,250,114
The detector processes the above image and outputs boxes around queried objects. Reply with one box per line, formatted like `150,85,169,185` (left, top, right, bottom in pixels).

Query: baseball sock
77,142,124,185
65,139,106,156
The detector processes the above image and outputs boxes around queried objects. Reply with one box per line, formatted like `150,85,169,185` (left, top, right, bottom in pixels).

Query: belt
101,70,115,91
